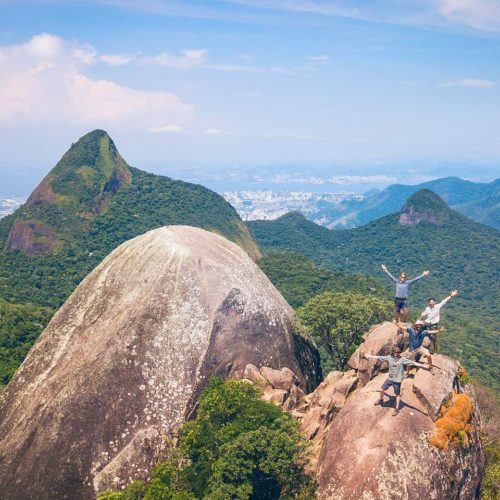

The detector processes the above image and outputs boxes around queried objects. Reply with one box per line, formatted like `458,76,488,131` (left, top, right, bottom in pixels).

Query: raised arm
407,270,429,285
440,290,458,306
380,264,397,283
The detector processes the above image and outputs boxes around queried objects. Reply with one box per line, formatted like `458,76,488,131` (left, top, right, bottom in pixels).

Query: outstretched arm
403,358,429,369
364,354,390,361
427,326,446,335
407,270,429,285
380,264,397,283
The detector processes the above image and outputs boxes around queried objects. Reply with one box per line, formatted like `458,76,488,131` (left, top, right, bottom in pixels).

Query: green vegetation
99,378,313,500
0,299,54,385
295,292,393,373
258,251,387,308
248,190,500,392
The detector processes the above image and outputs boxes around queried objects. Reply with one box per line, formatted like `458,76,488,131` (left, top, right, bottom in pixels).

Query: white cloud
99,53,134,66
142,49,206,68
0,34,193,128
147,124,183,132
441,78,496,88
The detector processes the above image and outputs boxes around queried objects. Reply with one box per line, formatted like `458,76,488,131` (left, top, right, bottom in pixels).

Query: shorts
425,322,438,331
394,298,407,312
382,379,401,395
404,346,431,359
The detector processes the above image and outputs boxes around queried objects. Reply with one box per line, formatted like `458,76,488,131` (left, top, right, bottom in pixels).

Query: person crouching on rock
364,346,428,416
397,320,444,373
380,264,430,322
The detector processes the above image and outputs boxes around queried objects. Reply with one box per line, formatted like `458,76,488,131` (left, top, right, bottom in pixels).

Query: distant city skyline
1,0,499,192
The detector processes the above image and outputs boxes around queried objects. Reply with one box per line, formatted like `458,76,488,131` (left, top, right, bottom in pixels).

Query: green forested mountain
314,176,500,229
249,190,500,392
0,130,260,385
258,251,388,308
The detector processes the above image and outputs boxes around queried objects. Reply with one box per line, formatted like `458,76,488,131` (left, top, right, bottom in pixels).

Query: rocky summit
246,322,484,500
0,226,320,499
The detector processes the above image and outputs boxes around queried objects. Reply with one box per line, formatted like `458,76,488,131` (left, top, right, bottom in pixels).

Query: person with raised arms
380,264,429,322
420,290,458,352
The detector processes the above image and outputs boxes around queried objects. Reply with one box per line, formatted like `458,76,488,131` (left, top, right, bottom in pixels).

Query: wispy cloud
309,55,330,62
142,49,207,69
147,124,183,133
205,128,229,135
99,53,134,66
440,78,496,88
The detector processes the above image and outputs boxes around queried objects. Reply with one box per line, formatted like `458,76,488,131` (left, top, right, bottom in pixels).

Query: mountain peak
3,130,132,254
399,189,450,227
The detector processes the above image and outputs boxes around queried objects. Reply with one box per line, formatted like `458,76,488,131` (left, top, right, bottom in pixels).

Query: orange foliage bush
430,393,473,450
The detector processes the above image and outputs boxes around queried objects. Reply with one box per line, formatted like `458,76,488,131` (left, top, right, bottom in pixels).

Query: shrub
430,393,473,449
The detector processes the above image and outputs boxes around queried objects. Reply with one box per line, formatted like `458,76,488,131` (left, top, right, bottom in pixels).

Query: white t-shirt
422,301,445,324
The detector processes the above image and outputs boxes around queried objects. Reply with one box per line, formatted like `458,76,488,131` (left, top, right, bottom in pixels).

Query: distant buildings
0,197,25,218
222,190,363,221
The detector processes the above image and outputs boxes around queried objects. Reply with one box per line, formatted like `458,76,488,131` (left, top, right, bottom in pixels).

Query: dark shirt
407,327,428,351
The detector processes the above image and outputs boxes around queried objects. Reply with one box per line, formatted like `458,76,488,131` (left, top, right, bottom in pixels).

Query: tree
296,292,393,372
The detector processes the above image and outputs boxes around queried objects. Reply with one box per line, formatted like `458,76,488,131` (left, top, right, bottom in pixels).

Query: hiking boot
374,399,383,406
392,408,400,416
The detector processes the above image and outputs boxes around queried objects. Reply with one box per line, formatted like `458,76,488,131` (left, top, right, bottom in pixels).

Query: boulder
316,368,484,499
0,226,320,499
260,366,298,391
412,354,460,420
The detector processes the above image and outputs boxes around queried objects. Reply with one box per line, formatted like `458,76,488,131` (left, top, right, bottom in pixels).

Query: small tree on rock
296,292,392,373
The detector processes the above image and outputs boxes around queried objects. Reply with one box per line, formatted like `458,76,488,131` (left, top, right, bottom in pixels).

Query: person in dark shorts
380,264,429,322
420,290,458,352
364,346,429,416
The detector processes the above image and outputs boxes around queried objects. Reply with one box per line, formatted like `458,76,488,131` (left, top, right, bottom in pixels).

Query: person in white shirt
420,290,458,352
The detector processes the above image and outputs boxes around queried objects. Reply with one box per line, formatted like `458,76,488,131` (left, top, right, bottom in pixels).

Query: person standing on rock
380,264,429,322
420,290,458,353
364,346,428,416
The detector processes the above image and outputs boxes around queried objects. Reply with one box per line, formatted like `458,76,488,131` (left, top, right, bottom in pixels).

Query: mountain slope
248,190,500,391
0,130,260,308
314,176,500,229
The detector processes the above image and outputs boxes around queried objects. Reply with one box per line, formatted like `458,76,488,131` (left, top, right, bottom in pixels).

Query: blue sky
0,0,499,194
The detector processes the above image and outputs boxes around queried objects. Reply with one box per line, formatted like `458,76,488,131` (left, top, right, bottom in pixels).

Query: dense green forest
258,251,388,308
0,299,54,385
248,191,500,392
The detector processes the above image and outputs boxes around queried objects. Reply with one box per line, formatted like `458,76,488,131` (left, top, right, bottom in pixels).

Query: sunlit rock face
0,225,320,499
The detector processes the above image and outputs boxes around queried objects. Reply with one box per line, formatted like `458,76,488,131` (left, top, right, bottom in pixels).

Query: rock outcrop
253,321,484,499
316,359,483,499
0,226,320,499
